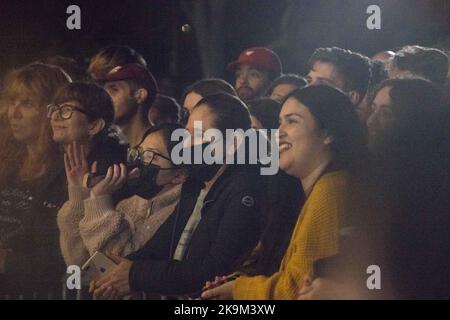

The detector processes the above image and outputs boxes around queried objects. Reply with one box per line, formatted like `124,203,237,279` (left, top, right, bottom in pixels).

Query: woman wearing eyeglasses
57,116,187,273
0,63,71,299
49,81,127,183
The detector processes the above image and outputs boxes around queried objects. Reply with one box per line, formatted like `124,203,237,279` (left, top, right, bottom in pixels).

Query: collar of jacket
185,164,261,205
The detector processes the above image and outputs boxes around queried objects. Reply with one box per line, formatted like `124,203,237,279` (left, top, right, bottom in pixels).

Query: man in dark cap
97,63,158,147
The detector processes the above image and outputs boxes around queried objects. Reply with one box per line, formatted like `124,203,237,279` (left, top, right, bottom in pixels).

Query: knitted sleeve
78,195,135,257
232,172,346,300
57,185,91,267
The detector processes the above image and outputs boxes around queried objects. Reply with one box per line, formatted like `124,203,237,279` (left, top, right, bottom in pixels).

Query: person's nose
237,73,249,86
50,109,63,121
8,102,22,119
366,110,379,132
278,120,287,134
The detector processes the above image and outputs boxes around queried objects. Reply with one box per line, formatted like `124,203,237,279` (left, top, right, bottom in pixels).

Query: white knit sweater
57,184,181,267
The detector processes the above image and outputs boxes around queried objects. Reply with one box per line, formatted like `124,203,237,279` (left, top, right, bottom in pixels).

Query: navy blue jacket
127,164,263,296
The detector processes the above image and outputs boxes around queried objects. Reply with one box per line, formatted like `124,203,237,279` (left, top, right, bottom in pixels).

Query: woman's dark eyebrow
283,113,302,118
61,103,79,107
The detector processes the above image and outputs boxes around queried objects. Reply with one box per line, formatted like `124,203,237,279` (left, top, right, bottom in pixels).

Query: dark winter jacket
127,164,264,296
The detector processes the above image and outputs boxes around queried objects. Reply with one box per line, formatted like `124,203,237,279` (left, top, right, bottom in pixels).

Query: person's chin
237,88,255,100
54,137,66,144
278,158,290,173
52,132,65,143
12,132,28,142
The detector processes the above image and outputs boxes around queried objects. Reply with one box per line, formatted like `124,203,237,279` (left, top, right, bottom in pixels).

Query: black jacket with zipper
127,164,263,296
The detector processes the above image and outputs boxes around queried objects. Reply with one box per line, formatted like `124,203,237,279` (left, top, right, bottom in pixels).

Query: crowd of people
0,43,449,300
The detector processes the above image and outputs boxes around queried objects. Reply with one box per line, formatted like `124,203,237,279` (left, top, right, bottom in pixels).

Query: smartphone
81,251,117,283
189,274,240,300
84,163,138,188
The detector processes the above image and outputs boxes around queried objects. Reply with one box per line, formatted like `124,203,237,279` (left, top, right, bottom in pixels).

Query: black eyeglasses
127,147,173,167
47,103,93,120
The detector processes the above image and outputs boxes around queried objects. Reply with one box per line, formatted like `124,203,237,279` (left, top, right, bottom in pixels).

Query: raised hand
90,163,128,198
64,141,89,187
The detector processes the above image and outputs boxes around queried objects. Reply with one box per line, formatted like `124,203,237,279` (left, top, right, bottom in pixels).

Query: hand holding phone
81,251,118,283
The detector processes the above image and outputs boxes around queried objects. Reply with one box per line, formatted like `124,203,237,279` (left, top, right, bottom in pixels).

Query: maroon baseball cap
96,63,158,99
227,47,282,76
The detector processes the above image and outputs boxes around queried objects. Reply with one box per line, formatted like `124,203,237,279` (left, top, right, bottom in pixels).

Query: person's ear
88,118,106,136
134,88,148,104
321,130,334,145
323,135,334,145
348,91,361,105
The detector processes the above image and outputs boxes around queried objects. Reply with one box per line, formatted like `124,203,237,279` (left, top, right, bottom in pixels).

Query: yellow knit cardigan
232,170,349,300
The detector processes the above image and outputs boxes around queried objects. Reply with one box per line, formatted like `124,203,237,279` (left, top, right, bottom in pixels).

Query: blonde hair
0,63,71,184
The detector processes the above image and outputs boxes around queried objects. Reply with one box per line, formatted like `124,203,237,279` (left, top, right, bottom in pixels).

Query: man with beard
228,47,282,101
97,63,158,147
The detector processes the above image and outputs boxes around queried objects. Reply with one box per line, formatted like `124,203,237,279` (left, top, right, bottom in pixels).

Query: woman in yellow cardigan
202,85,367,300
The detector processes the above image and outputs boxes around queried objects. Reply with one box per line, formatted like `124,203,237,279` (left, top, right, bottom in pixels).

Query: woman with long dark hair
202,85,367,300
297,78,450,299
366,78,450,299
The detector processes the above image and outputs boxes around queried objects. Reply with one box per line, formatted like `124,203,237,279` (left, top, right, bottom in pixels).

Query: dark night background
0,0,448,98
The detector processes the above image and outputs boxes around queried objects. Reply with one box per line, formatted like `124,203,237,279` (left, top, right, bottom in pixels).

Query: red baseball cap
227,47,282,76
96,63,158,99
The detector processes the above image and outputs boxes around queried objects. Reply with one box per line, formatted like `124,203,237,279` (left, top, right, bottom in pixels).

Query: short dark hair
247,98,281,129
365,60,389,104
54,81,114,128
285,85,367,171
265,74,307,96
140,123,184,162
53,82,127,175
194,92,251,134
309,47,371,99
150,94,181,123
390,45,449,85
181,78,237,104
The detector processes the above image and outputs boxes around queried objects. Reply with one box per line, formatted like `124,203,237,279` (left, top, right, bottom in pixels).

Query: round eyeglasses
47,103,93,120
127,147,173,167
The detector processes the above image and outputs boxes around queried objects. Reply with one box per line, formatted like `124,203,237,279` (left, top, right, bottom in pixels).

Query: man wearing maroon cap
228,47,282,101
97,63,158,147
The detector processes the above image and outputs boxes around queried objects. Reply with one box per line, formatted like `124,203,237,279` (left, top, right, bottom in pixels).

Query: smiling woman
201,85,368,300
0,63,71,299
49,81,127,177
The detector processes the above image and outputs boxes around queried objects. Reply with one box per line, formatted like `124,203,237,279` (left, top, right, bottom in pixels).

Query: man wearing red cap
97,63,158,147
228,47,282,101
